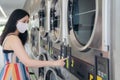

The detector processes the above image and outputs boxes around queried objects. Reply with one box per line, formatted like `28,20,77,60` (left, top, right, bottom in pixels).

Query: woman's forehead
19,15,29,22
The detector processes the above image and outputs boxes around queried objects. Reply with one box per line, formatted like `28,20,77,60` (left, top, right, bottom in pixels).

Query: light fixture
0,5,7,18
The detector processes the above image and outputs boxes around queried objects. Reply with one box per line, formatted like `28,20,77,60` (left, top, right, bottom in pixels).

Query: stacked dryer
42,0,78,80
62,0,110,80
29,0,110,80
43,0,67,80
29,11,41,79
38,0,50,79
29,0,50,79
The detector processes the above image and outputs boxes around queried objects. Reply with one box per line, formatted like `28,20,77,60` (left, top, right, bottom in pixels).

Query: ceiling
0,0,41,25
0,0,27,24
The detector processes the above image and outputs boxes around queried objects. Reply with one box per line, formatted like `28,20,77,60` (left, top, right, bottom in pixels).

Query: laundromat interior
0,0,120,80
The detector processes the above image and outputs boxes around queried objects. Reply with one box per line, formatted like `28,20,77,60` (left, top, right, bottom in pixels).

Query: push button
97,76,102,80
71,58,74,67
66,58,69,69
89,74,94,80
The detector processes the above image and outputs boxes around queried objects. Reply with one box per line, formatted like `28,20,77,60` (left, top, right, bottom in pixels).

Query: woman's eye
27,21,29,23
23,21,26,23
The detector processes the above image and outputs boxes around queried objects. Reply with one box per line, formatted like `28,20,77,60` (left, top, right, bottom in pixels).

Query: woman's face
16,15,29,33
18,15,29,23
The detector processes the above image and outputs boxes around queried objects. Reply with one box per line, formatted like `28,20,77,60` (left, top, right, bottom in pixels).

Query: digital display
95,56,109,80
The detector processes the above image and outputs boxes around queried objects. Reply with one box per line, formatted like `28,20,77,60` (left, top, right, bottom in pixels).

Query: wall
111,0,120,80
0,25,4,35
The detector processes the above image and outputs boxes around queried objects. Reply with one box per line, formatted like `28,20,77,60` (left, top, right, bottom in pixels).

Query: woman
0,9,66,80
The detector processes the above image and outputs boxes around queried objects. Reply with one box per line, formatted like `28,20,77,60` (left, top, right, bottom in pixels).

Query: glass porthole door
49,0,62,43
68,0,102,51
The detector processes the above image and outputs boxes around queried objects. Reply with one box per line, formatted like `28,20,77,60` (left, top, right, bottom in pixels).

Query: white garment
0,46,4,72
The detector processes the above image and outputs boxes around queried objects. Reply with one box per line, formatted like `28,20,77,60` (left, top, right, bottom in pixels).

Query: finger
62,57,68,61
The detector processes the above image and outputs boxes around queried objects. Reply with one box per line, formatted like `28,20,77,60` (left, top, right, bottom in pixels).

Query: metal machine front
39,0,48,38
48,0,63,58
38,53,48,79
30,27,40,57
44,68,64,80
44,0,79,80
29,14,41,79
69,0,102,51
62,0,110,80
49,0,62,43
31,0,50,79
39,0,65,80
39,0,50,51
30,12,40,58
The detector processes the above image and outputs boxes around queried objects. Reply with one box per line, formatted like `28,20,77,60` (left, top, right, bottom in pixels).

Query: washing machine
39,0,49,38
37,53,48,80
49,0,62,43
61,0,110,80
39,0,51,62
30,27,39,58
43,0,79,80
44,67,79,80
48,0,63,58
44,67,64,80
29,14,42,79
44,0,64,80
29,0,50,79
48,0,70,62
69,0,103,51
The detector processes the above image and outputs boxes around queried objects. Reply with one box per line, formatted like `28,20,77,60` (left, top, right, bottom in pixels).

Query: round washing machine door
39,0,48,38
68,0,102,51
44,68,64,80
38,53,48,77
49,0,62,43
30,27,40,57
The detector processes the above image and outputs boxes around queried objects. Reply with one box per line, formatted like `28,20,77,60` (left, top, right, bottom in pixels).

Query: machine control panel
70,56,95,80
60,44,67,58
95,56,109,80
48,40,61,60
50,47,61,60
60,44,72,70
48,40,53,55
50,44,72,70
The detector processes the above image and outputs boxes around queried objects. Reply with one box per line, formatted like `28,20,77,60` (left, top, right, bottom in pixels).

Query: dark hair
19,31,28,45
0,9,30,45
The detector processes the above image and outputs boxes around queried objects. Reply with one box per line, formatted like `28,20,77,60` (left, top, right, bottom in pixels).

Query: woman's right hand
53,58,68,67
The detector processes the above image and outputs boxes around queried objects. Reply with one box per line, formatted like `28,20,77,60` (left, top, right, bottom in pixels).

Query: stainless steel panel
44,67,78,80
39,0,48,38
49,0,62,43
69,0,103,51
30,27,40,57
44,68,63,80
